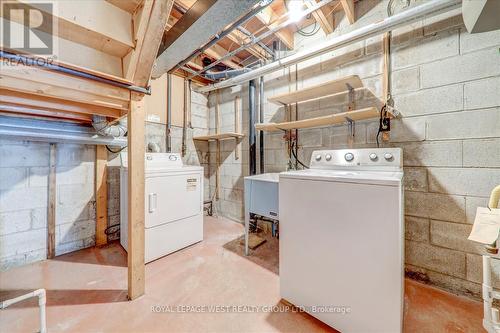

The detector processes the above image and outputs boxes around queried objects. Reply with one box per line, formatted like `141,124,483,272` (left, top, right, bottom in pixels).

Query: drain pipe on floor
0,289,46,333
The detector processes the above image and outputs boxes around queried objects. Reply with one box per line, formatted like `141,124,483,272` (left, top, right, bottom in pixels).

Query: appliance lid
244,172,280,183
120,152,201,171
279,169,403,186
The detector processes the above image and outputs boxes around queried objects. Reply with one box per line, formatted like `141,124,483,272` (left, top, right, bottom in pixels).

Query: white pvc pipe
0,289,47,333
196,0,462,93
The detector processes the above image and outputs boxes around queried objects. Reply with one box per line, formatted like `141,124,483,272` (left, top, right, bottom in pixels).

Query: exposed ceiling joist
256,7,294,49
305,0,334,34
226,30,268,59
153,0,260,78
204,44,243,70
340,0,355,24
157,0,218,56
106,0,144,14
124,0,174,87
2,0,134,58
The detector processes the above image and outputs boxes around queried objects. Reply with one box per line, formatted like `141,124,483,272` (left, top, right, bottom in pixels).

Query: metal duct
92,115,126,137
195,0,462,93
249,80,257,176
0,115,127,146
204,68,251,81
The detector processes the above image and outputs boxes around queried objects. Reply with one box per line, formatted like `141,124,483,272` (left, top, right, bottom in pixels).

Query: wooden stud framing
340,0,355,24
205,44,243,70
305,0,334,34
95,146,108,247
256,7,294,49
127,91,146,300
5,0,134,58
47,143,56,259
124,0,174,87
106,0,144,14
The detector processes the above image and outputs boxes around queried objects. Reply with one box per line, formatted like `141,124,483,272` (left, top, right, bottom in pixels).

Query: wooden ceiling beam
204,44,243,70
256,7,294,50
106,0,144,14
124,0,174,87
3,0,135,58
340,0,355,24
305,0,334,34
226,30,268,59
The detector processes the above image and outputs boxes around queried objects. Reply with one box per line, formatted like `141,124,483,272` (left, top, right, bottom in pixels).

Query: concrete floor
0,216,484,332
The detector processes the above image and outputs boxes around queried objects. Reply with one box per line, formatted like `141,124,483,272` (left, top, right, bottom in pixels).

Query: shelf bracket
345,116,355,146
346,83,355,111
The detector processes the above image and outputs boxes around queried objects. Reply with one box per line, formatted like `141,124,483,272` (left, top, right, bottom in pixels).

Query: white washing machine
279,148,404,333
120,153,203,263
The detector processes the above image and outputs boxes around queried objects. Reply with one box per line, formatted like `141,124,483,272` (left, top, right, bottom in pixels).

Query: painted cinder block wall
0,90,209,270
206,0,500,298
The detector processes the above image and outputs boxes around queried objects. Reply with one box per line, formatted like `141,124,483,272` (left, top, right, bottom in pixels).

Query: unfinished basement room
0,0,499,332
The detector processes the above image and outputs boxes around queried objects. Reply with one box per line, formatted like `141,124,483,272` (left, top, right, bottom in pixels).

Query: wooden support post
340,0,355,24
47,143,56,259
95,145,108,246
127,91,145,300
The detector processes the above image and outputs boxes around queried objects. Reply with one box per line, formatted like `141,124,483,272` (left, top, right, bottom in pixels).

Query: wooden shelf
255,107,388,132
268,75,364,105
193,132,245,141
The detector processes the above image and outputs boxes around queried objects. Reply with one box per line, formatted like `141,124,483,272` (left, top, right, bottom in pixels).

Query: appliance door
279,176,403,333
145,171,202,229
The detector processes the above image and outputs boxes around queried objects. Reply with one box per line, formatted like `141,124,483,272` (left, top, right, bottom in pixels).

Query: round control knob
325,154,332,161
369,153,378,161
315,154,322,161
384,153,394,161
344,152,354,162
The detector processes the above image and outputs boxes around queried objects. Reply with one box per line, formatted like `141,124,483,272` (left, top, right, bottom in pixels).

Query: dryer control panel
120,152,183,169
309,148,402,171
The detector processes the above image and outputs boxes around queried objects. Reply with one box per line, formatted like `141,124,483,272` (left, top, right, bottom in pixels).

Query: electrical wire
376,104,388,148
297,20,320,36
291,141,309,169
106,145,126,154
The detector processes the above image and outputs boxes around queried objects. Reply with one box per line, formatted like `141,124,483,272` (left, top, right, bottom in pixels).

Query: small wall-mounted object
463,0,500,33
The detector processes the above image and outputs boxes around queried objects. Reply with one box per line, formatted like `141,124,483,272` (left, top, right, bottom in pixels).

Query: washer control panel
309,148,402,170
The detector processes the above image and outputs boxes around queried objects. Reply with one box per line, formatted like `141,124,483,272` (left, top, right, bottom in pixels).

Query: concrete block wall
0,139,100,270
207,0,500,299
0,90,209,270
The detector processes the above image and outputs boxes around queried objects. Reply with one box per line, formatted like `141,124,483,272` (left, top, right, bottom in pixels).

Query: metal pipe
259,76,265,173
166,73,172,152
0,51,150,94
237,26,275,57
0,115,127,146
189,0,335,79
171,0,274,73
249,80,257,176
196,0,462,92
204,68,251,80
0,289,46,333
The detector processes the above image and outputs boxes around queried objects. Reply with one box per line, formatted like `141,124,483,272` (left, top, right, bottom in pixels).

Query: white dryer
120,153,203,263
279,148,404,333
